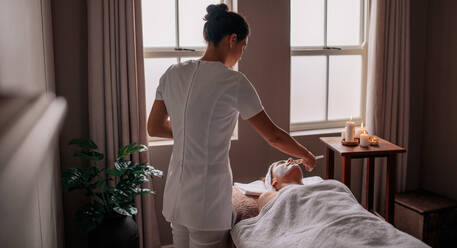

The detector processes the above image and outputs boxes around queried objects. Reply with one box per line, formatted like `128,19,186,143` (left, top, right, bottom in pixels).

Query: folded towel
234,176,324,196
234,180,266,196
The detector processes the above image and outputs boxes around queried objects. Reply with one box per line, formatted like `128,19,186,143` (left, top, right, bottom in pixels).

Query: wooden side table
319,136,406,224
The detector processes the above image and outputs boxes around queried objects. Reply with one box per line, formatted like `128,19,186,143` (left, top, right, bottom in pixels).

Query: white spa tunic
156,60,264,230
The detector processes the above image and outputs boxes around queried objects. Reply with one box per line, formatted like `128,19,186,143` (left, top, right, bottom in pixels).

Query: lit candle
355,122,368,139
345,117,355,142
360,132,369,147
369,136,378,145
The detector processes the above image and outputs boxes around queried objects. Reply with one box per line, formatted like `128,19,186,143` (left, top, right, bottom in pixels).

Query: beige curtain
364,0,410,215
87,0,161,247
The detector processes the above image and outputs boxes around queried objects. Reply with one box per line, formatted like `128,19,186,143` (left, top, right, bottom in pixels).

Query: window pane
327,0,361,46
142,0,176,47
179,0,219,47
144,58,178,116
328,55,362,120
291,0,325,47
291,56,327,123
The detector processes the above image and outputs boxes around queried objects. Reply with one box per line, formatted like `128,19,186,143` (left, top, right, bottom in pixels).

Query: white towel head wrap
264,162,276,192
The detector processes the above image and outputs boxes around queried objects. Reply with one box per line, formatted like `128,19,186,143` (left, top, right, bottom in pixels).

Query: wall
407,0,429,191
150,0,362,244
419,0,457,200
0,0,54,94
0,96,66,248
0,0,64,247
51,0,90,247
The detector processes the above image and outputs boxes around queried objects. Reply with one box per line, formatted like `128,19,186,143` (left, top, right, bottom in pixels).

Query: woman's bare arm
247,111,316,169
147,100,173,138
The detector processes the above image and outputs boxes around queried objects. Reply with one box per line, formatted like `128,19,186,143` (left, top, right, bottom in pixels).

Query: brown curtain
364,0,410,215
87,0,161,247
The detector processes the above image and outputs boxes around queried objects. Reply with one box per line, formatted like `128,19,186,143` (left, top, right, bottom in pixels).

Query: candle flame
350,116,353,121
361,122,364,128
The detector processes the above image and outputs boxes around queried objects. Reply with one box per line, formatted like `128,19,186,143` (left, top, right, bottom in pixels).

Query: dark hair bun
203,3,249,46
204,3,228,21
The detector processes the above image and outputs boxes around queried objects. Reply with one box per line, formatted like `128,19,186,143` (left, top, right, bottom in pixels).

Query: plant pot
88,214,139,248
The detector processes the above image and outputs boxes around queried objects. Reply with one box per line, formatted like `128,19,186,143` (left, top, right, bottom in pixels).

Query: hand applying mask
275,155,324,174
295,155,324,172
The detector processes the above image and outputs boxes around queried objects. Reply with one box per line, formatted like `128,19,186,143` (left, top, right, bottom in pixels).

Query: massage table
231,177,429,248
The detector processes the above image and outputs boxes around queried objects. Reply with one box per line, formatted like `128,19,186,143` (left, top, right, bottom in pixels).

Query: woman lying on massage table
230,159,430,248
257,158,304,211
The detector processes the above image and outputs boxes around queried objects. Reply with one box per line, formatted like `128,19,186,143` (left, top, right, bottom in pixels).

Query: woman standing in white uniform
147,4,316,248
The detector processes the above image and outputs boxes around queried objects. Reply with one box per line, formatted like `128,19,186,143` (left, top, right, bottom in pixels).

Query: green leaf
134,188,155,195
95,180,105,188
111,188,131,203
113,205,137,216
61,168,86,190
85,166,100,179
117,143,135,158
152,169,164,178
117,145,127,158
74,151,104,161
69,138,98,150
132,162,147,170
150,168,164,178
133,170,146,175
131,144,148,153
143,165,163,178
114,160,132,170
117,143,148,159
132,174,148,185
106,168,125,177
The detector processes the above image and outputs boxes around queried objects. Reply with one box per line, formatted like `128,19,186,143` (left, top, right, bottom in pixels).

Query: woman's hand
302,153,316,172
294,153,316,172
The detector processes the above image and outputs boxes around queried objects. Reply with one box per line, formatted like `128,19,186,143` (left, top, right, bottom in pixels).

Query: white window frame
143,0,237,143
290,0,368,132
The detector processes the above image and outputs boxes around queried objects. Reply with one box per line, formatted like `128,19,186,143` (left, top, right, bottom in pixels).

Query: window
142,0,237,143
290,0,367,131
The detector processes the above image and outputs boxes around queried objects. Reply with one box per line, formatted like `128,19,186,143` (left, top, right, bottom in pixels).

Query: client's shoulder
259,191,277,199
257,191,278,212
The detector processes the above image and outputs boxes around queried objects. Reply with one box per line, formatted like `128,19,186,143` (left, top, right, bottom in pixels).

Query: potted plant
61,138,163,248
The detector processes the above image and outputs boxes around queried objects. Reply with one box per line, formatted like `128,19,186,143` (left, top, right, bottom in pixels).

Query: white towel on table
234,176,323,196
231,179,430,248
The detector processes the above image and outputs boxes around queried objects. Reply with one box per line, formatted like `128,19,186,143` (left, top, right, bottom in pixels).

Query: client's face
271,159,303,191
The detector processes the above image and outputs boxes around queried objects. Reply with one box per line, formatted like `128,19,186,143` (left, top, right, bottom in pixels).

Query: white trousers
171,222,231,248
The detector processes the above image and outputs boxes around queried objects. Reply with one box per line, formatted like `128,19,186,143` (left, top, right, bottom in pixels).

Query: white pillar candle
345,117,355,142
360,133,369,147
355,122,368,139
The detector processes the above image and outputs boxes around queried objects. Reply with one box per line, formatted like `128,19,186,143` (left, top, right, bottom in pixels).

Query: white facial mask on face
272,158,300,179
